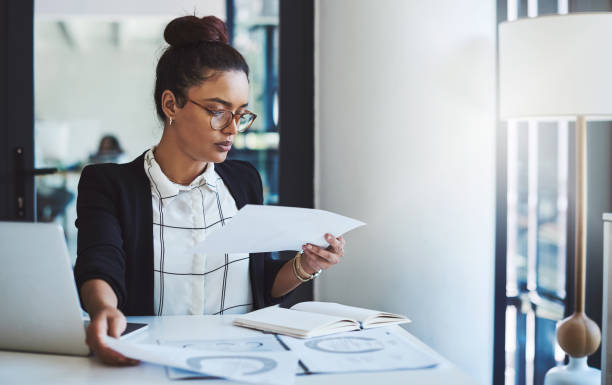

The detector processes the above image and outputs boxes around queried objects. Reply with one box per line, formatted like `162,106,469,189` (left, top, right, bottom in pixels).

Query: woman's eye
208,109,225,117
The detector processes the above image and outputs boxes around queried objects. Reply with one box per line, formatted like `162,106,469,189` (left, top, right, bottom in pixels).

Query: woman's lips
215,141,232,152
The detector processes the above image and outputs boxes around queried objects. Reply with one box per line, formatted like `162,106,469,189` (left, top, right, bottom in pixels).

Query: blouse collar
143,148,217,199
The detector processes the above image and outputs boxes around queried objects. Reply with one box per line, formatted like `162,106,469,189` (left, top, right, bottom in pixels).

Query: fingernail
326,234,332,240
306,244,312,249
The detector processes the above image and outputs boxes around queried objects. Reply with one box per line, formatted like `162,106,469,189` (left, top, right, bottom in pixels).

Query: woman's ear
161,90,178,124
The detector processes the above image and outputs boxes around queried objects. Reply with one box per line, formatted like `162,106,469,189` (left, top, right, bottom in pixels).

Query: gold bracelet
296,253,323,281
292,256,310,282
295,253,312,279
296,254,314,281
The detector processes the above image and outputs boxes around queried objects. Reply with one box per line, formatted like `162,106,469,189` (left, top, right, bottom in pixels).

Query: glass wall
228,0,279,204
34,0,279,263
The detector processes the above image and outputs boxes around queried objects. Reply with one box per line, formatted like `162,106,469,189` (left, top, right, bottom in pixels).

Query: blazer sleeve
244,161,293,306
73,165,127,309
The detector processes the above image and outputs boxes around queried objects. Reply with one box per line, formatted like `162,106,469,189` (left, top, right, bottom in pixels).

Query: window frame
0,0,35,221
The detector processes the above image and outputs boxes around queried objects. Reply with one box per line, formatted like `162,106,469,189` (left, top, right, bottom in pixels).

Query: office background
29,0,316,305
33,0,281,257
2,1,612,385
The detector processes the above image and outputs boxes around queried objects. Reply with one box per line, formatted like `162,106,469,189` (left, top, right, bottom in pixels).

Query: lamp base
543,357,600,385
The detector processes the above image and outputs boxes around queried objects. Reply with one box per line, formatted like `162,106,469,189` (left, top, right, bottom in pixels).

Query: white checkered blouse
144,149,253,316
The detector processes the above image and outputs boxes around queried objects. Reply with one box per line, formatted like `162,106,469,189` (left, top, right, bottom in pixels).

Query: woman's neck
154,134,208,186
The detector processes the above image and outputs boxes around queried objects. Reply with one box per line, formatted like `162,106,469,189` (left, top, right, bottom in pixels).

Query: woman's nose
223,117,239,135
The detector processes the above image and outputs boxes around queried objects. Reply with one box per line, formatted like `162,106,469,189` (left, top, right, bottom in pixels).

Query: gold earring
169,117,173,126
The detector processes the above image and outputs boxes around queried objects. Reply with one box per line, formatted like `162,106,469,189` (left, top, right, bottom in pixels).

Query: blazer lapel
127,152,155,315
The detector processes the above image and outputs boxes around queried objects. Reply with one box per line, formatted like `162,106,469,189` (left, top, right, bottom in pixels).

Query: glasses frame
188,99,257,133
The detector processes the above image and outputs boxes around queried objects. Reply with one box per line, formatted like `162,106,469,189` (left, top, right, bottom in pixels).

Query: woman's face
171,70,250,163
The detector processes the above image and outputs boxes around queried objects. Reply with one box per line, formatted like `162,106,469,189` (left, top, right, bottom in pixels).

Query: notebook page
290,302,383,323
234,306,355,335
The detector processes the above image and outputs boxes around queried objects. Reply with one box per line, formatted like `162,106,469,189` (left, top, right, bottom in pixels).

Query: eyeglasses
189,99,257,133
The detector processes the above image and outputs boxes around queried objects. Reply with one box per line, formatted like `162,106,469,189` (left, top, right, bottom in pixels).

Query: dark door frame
278,0,314,210
0,0,35,221
277,0,315,305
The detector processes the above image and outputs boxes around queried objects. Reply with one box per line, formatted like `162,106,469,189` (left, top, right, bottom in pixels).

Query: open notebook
233,301,411,339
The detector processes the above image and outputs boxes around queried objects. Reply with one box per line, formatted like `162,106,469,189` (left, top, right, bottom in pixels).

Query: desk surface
0,315,476,385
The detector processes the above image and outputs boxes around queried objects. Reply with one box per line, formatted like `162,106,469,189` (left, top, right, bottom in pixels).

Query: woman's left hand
300,233,346,274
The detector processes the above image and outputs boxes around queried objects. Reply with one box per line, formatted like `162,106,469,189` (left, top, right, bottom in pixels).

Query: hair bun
164,15,228,47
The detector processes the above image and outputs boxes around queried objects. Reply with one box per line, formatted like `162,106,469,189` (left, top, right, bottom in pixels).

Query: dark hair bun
164,15,228,47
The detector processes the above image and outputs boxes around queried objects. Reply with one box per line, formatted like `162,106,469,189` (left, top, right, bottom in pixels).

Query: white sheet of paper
197,204,366,253
159,336,291,380
278,328,439,374
103,335,297,385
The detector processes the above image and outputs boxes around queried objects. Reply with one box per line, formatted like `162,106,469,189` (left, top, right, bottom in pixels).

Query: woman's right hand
86,306,139,366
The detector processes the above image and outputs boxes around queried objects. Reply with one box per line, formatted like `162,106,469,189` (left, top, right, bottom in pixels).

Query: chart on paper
279,328,439,374
103,335,297,385
158,335,303,379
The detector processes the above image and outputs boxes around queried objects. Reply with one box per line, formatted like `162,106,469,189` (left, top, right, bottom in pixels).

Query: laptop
0,221,147,356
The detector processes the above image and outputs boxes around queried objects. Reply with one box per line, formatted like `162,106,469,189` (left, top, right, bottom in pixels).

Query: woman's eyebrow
203,97,248,108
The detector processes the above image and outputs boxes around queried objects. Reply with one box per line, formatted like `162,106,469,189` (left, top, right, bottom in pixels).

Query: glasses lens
211,111,232,130
237,113,255,132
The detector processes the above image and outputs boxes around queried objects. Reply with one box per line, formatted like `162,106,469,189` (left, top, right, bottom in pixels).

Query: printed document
158,335,291,380
103,335,297,385
197,205,365,253
278,327,439,374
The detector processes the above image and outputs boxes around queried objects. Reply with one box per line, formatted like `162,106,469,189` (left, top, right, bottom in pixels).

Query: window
228,0,279,205
498,1,573,385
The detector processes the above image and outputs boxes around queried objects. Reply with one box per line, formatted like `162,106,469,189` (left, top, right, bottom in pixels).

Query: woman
73,15,346,365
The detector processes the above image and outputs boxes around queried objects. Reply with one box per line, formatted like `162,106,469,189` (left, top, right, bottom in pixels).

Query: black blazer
73,151,287,315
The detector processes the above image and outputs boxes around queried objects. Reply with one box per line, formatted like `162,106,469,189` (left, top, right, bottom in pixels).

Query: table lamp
499,13,612,385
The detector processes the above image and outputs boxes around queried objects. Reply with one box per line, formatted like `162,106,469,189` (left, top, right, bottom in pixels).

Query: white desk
0,315,477,385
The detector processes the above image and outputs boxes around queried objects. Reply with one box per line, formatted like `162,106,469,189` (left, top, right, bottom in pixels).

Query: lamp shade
499,13,612,120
